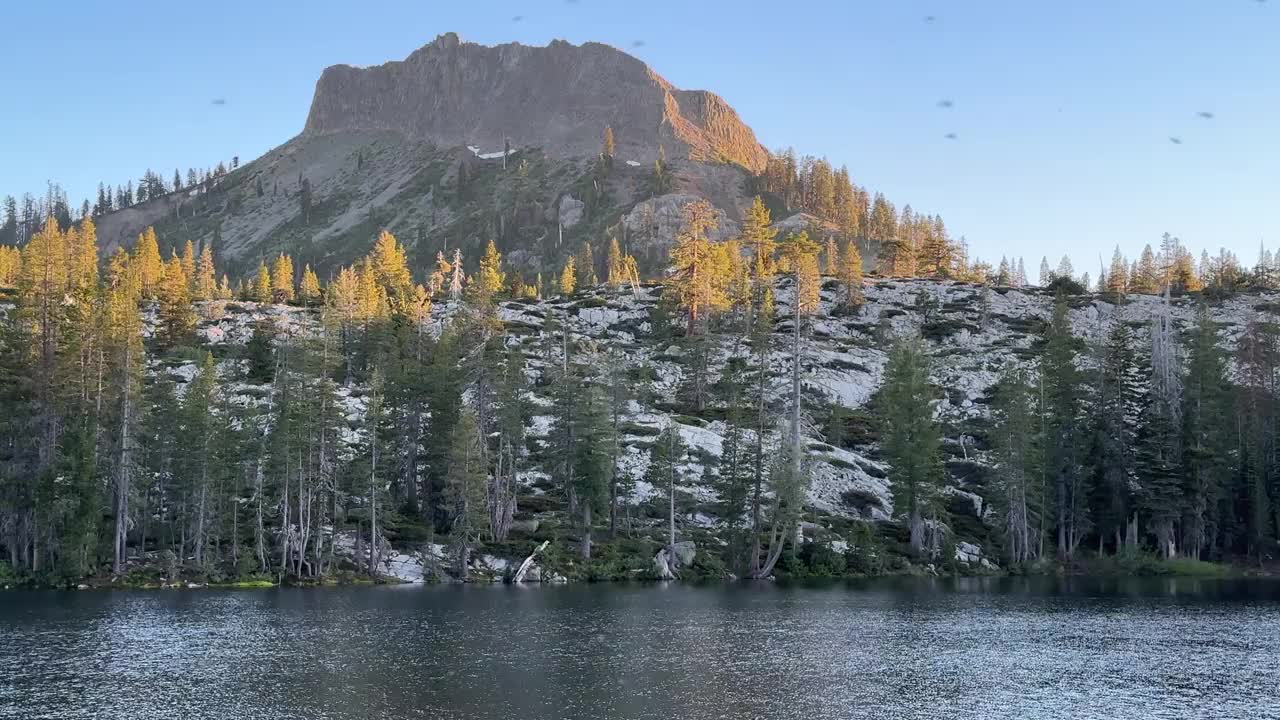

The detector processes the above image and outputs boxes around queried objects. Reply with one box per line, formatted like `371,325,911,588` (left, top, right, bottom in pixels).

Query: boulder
558,196,585,229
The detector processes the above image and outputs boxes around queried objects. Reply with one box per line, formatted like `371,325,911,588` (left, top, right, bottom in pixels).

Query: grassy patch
1082,552,1237,578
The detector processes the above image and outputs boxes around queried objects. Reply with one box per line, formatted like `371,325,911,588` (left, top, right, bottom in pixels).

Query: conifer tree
574,241,597,290
601,125,616,160
879,335,942,555
1131,245,1160,294
180,240,196,288
559,256,577,296
156,256,196,350
838,239,864,309
1042,297,1089,559
646,424,689,563
445,409,487,578
1091,315,1141,553
491,346,528,542
742,196,778,283
133,227,164,298
991,364,1041,564
823,236,839,276
668,200,729,335
270,253,295,304
299,265,322,306
470,239,505,305
605,237,626,291
1105,247,1129,296
1180,303,1232,559
194,243,217,300
253,263,272,303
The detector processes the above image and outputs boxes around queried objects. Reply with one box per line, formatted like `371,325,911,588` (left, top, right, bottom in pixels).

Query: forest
1,163,1279,587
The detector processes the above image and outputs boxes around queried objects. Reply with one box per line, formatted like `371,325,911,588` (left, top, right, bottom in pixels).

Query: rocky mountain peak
302,33,768,173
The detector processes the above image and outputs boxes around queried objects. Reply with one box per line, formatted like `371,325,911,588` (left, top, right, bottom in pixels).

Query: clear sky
2,0,1277,271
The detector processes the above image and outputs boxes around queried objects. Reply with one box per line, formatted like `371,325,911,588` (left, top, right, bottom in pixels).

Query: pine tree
574,241,597,290
741,196,778,283
491,346,528,542
879,335,943,555
133,227,164,298
1234,320,1276,559
445,409,488,578
253,263,272,303
473,239,505,302
156,256,196,350
180,240,196,289
179,352,219,570
194,243,217,301
646,424,689,565
1105,247,1128,296
559,257,577,296
668,200,729,335
369,231,414,311
991,363,1042,564
605,237,626,291
1092,314,1141,553
834,239,865,310
1042,297,1089,559
1131,245,1160,294
270,254,295,304
823,235,839,276
299,265,322,306
996,256,1012,286
1181,303,1232,559
601,125,616,160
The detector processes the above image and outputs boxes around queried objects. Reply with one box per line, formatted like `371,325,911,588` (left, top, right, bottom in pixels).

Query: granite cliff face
303,33,768,173
95,34,769,281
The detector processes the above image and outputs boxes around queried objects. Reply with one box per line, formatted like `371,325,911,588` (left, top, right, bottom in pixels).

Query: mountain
95,34,770,279
304,32,768,173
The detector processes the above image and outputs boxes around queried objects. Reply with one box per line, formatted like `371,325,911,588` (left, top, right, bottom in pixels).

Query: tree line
2,192,1278,585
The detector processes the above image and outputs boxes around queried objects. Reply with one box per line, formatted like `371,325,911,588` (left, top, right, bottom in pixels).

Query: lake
2,578,1278,719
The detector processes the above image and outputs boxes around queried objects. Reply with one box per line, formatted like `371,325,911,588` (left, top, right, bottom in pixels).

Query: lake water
2,578,1279,719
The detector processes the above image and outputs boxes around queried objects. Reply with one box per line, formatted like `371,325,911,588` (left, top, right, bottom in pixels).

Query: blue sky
2,0,1277,271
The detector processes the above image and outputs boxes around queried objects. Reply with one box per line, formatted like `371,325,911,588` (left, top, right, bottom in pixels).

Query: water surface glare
2,577,1279,719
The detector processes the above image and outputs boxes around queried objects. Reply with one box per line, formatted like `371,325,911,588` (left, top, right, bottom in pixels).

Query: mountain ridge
303,32,768,173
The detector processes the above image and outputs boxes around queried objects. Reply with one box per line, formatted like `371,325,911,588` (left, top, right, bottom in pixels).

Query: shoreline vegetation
6,180,1280,596
2,549,1270,591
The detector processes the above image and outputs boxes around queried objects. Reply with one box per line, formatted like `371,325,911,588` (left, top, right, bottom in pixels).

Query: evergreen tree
991,363,1042,564
668,200,729,335
299,265,322,306
836,240,864,310
879,335,943,555
1131,245,1160,294
574,241,597,290
473,239,505,301
156,257,196,350
270,254,295,304
194,244,217,301
1042,297,1089,559
559,256,577,296
1180,303,1232,559
253,263,272,303
133,227,164,298
445,409,487,578
646,424,689,560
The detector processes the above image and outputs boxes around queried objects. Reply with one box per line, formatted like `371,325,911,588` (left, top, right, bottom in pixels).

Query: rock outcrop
303,33,768,173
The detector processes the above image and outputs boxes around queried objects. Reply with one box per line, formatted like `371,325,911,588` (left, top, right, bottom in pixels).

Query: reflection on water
1,577,1278,719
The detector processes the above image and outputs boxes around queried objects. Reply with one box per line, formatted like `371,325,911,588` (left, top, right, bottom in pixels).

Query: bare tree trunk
581,503,592,560
114,344,133,575
514,541,549,583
